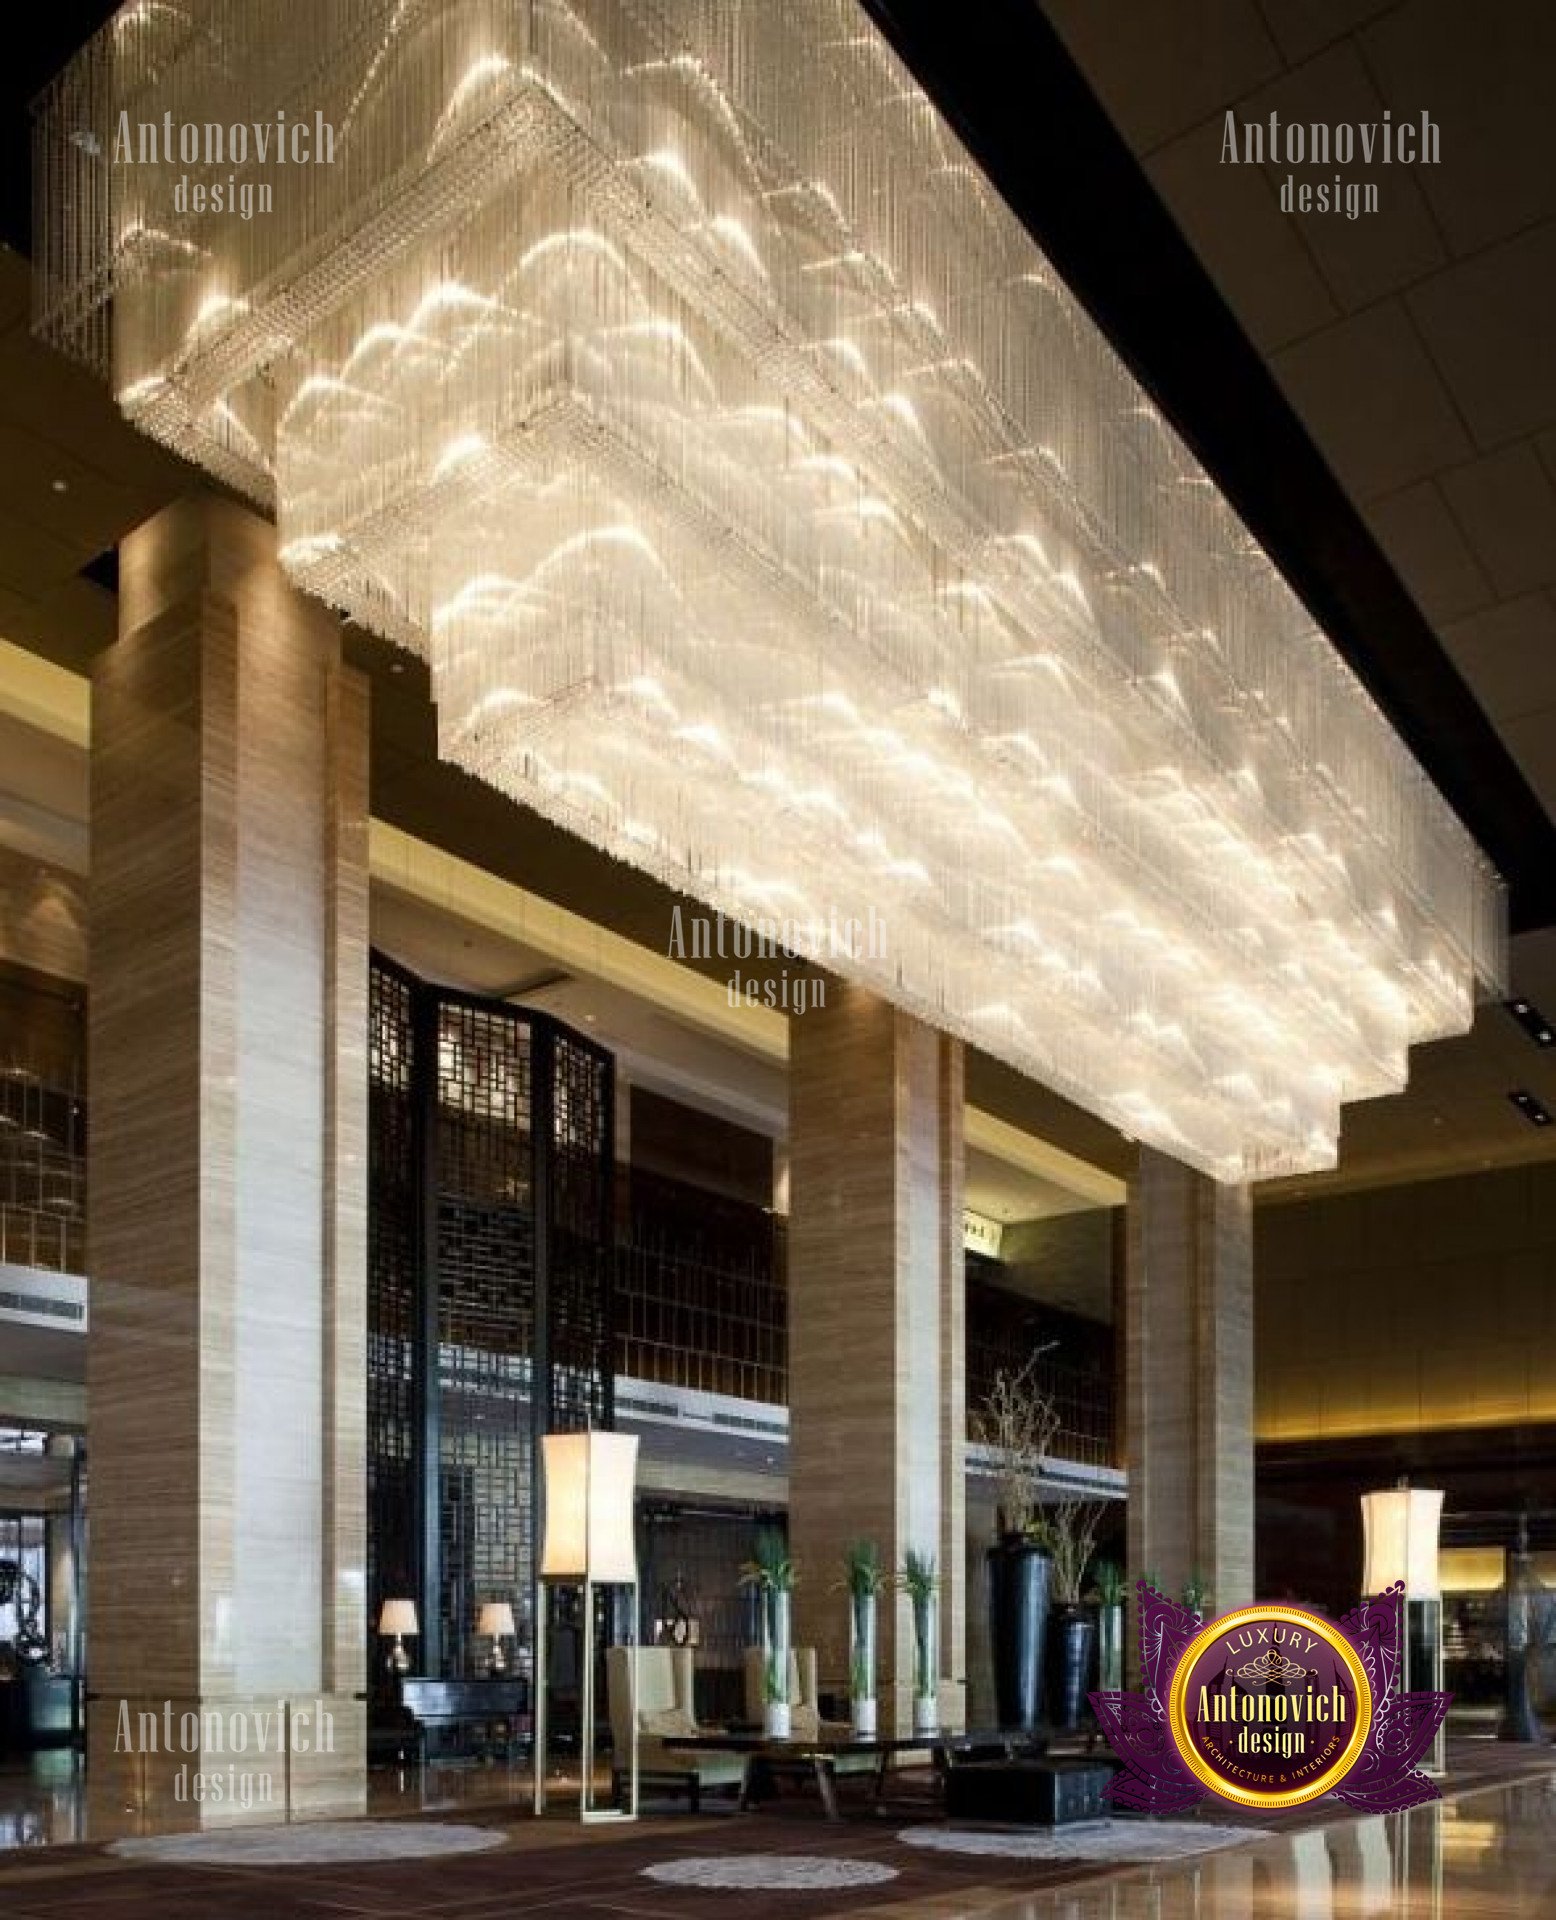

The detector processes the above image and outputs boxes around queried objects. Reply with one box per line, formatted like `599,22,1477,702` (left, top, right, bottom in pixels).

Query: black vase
988,1540,1052,1731
1049,1604,1098,1730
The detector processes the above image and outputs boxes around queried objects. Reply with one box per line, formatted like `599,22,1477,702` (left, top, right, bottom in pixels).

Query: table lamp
479,1600,517,1677
378,1598,418,1677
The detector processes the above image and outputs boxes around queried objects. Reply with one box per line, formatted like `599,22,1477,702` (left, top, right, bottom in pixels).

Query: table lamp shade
541,1432,639,1584
478,1602,516,1638
1361,1488,1444,1599
378,1598,418,1635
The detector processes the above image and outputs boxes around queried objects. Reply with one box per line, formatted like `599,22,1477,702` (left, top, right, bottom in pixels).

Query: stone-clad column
1124,1148,1253,1631
788,982,965,1734
88,494,368,1830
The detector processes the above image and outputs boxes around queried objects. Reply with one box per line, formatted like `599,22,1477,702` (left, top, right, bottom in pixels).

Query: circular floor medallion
110,1819,506,1867
896,1821,1269,1863
642,1853,899,1891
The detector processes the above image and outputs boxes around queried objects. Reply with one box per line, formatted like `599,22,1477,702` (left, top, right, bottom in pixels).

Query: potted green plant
973,1352,1060,1730
1091,1558,1126,1693
841,1540,887,1737
1045,1499,1105,1728
740,1529,795,1738
901,1548,939,1733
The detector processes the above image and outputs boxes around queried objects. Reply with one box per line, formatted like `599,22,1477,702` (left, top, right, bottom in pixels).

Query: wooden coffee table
659,1729,940,1820
660,1726,1044,1820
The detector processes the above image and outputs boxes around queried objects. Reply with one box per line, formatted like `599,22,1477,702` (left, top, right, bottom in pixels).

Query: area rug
110,1819,507,1866
896,1820,1270,1862
643,1855,900,1891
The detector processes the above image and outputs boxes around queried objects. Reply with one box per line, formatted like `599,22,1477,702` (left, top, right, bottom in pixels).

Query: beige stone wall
1125,1150,1254,1617
88,496,367,1829
1256,1160,1556,1442
787,982,966,1731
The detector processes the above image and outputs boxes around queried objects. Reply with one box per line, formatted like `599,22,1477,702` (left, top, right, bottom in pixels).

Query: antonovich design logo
1090,1583,1451,1814
1168,1605,1371,1808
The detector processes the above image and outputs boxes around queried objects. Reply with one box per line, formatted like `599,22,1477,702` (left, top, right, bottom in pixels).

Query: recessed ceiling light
1508,1089,1553,1128
50,478,68,494
1505,999,1556,1048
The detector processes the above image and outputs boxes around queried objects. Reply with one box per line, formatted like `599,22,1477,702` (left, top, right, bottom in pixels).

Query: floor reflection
973,1775,1556,1919
0,1750,85,1851
2,1749,1555,1920
0,1753,560,1847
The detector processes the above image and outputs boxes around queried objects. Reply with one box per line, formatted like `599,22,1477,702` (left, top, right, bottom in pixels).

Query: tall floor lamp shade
1361,1486,1446,1775
534,1431,639,1821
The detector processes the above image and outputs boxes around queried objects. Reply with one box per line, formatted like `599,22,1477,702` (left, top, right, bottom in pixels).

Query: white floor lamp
534,1430,639,1822
1362,1483,1446,1776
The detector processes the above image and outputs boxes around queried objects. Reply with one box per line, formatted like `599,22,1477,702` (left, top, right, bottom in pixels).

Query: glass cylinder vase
1098,1601,1124,1693
765,1589,793,1737
850,1590,878,1735
912,1597,938,1731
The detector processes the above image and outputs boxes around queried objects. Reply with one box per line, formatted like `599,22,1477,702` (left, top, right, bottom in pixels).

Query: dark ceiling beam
863,0,1556,934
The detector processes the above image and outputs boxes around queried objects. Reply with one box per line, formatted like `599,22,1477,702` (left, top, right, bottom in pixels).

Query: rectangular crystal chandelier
36,0,1506,1181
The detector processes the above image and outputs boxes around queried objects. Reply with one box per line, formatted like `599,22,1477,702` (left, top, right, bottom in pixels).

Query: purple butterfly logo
1088,1581,1450,1815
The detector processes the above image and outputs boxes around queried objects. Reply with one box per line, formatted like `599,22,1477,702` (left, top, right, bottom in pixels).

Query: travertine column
788,982,965,1733
1124,1148,1253,1630
88,495,368,1830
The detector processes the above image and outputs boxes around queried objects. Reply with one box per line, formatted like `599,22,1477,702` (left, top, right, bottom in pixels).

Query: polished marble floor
0,1747,1552,1916
975,1776,1556,1918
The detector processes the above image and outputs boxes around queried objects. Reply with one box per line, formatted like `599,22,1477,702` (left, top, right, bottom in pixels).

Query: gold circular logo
1166,1604,1372,1809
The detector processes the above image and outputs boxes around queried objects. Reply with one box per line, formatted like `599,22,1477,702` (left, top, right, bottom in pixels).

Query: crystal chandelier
36,0,1505,1181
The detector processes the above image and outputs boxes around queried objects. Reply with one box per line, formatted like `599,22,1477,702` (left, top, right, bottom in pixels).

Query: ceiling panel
1359,0,1556,255
1040,0,1283,152
1363,479,1493,623
1441,596,1556,727
1270,301,1474,499
1404,222,1556,449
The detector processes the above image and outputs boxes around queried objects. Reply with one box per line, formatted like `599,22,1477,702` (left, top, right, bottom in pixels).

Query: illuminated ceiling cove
36,0,1505,1181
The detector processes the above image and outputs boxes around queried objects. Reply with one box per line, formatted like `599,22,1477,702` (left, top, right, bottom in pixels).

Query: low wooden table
660,1730,935,1820
660,1726,1046,1821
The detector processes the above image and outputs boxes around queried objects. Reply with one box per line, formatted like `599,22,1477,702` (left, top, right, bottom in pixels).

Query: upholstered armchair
606,1645,745,1811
